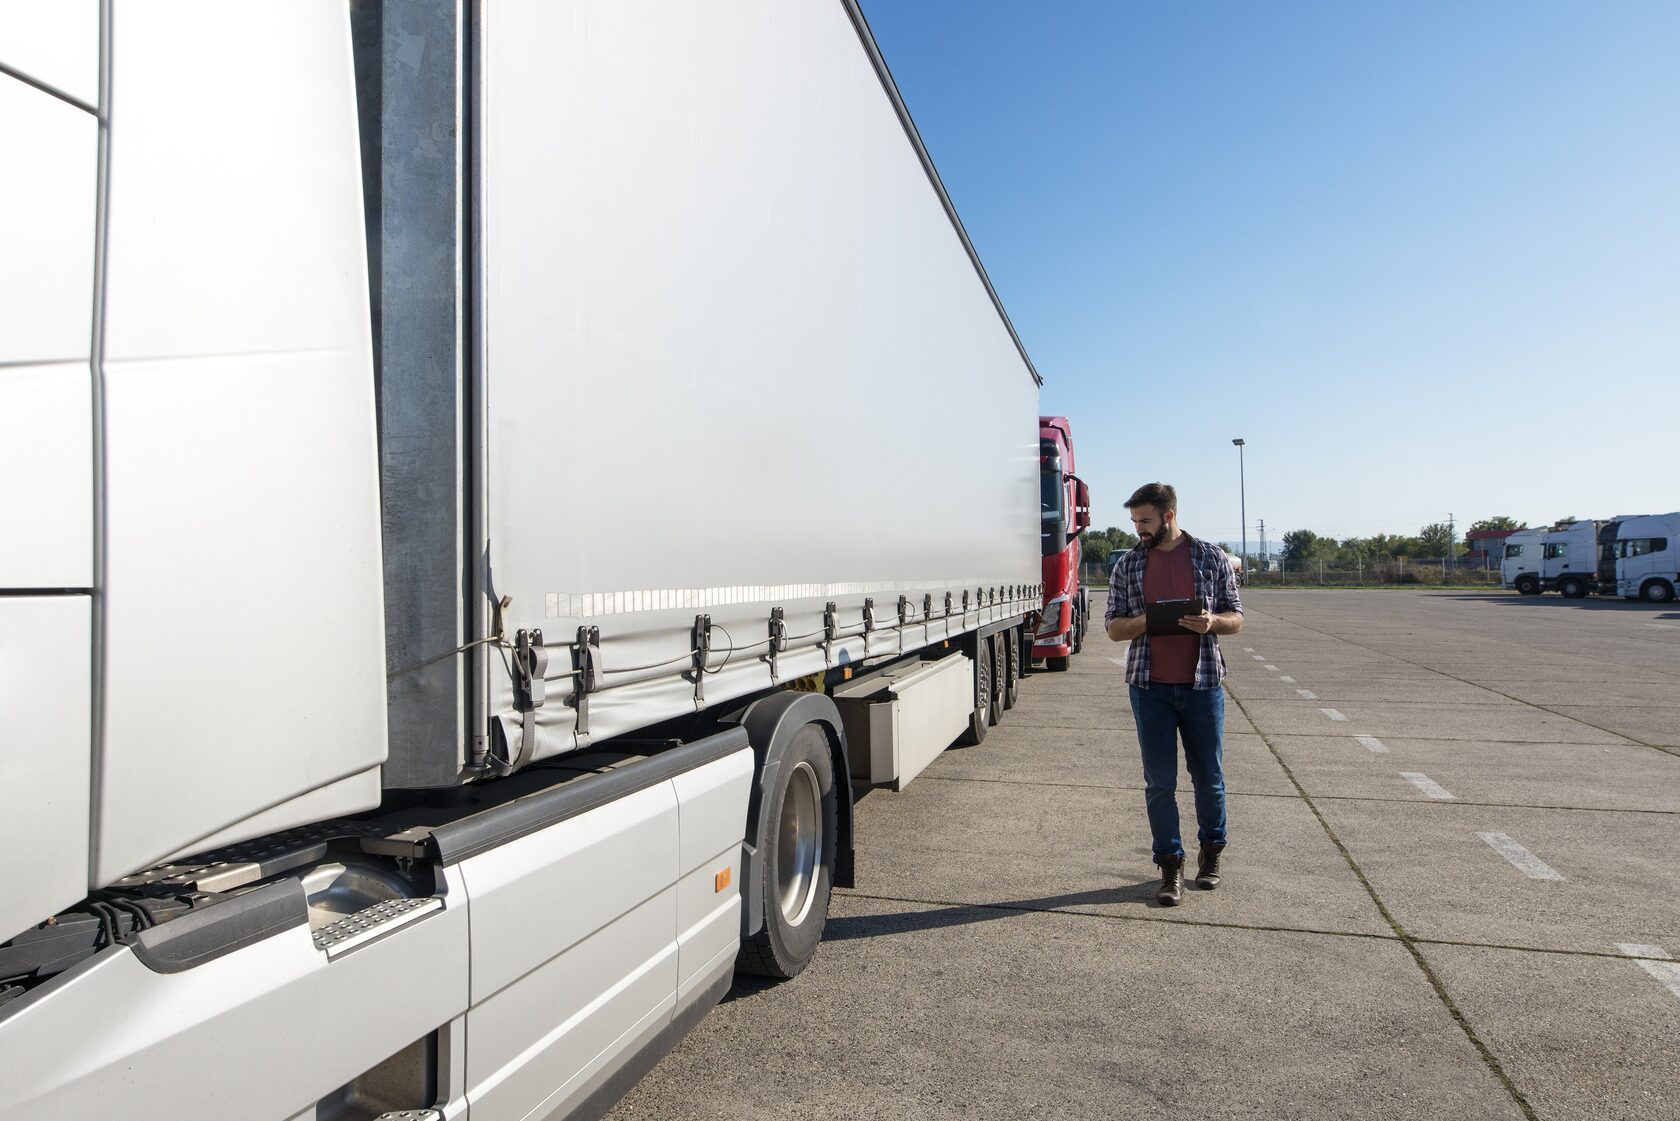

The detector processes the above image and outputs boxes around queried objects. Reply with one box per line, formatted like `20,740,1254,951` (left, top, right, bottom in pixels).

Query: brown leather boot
1195,843,1225,890
1156,856,1184,906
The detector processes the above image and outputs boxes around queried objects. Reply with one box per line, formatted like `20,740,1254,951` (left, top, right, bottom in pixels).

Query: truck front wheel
738,724,837,979
1642,579,1676,603
1558,576,1587,599
1514,575,1540,596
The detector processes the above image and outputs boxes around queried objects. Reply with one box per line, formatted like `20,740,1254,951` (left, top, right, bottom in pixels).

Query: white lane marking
1319,708,1346,722
1644,623,1679,630
1264,664,1279,671
1616,944,1680,1001
1243,647,1255,652
1279,675,1296,683
1296,689,1318,700
1107,657,1127,667
1354,735,1389,753
1478,832,1564,881
1400,772,1455,800
1616,943,1673,960
1251,655,1265,661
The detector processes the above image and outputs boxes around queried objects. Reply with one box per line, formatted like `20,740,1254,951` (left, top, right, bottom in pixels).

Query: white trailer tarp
477,0,1041,760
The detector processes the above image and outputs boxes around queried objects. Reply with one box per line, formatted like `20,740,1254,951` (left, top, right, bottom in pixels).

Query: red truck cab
1032,416,1090,671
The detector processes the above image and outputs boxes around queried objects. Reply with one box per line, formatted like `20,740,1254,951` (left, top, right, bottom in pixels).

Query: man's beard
1141,529,1162,549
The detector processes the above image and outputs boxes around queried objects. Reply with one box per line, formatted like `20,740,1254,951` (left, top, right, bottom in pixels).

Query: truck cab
1502,528,1547,594
1032,416,1090,671
1537,520,1600,598
1611,513,1680,602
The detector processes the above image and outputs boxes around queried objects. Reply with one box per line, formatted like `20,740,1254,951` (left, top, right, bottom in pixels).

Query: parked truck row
0,4,1083,1120
1501,514,1680,602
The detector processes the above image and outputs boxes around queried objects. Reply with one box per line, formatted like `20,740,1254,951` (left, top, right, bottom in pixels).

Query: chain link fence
1080,557,1502,588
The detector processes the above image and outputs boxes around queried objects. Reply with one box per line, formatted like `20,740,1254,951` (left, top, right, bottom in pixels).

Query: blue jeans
1128,683,1228,865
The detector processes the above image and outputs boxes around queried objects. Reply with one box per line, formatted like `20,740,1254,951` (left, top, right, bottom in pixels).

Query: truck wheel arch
729,691,855,943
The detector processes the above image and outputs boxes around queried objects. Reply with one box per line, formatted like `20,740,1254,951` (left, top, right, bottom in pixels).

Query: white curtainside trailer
0,3,1045,1119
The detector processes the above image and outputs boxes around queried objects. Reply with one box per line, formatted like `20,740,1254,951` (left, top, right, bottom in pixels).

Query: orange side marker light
714,867,732,893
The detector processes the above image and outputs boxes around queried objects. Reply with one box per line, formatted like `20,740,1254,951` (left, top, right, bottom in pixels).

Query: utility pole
1232,439,1246,583
1447,512,1455,579
1259,519,1266,572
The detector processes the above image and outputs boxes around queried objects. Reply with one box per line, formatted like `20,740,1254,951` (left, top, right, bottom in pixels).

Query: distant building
1466,527,1520,567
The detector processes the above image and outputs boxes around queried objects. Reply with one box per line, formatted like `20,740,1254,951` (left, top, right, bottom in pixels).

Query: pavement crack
1226,687,1542,1121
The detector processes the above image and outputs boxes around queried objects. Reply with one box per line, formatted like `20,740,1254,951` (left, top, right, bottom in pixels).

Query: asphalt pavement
607,588,1680,1120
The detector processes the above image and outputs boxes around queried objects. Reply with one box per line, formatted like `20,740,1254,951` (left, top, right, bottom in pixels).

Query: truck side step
312,897,444,959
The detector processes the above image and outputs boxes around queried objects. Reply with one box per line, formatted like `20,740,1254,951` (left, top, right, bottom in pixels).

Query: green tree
1079,526,1139,566
1469,516,1525,533
1281,529,1320,563
1418,522,1455,557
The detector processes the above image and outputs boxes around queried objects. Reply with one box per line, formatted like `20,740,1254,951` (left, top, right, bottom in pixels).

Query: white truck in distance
0,4,1051,1120
1608,513,1680,602
1501,527,1547,595
1503,521,1601,597
1537,520,1601,598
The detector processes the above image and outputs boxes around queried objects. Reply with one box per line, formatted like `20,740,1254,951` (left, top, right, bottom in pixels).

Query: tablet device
1145,596,1206,636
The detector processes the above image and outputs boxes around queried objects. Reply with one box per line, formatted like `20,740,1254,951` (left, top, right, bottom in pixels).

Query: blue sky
863,1,1679,547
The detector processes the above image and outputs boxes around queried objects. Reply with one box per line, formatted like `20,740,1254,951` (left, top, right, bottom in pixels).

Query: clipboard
1145,596,1206,636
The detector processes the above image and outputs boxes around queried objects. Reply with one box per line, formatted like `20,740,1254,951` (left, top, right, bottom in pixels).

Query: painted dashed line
1296,689,1318,700
1643,623,1679,631
1478,832,1564,881
1401,772,1455,800
1278,675,1296,683
1252,655,1266,661
1319,708,1347,722
1243,647,1255,652
1616,944,1680,1001
1355,735,1389,753
1263,664,1279,671
1107,657,1127,668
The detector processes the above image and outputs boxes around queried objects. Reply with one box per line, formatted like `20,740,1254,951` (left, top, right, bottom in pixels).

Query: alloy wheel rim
778,761,822,926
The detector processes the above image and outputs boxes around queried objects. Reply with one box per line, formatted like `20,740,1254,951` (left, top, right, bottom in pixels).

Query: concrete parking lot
608,589,1680,1120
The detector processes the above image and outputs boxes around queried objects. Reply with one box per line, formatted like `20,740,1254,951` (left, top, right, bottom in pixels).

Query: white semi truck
0,4,1048,1118
1607,512,1680,602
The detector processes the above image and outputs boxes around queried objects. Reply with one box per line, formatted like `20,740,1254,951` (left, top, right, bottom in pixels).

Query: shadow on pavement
819,881,1164,945
1432,592,1677,616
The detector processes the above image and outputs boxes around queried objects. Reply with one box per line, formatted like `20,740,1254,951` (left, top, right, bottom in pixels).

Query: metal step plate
311,896,444,958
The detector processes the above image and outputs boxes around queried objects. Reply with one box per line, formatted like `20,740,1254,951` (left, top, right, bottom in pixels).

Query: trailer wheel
959,643,992,745
1514,575,1540,596
986,635,1004,726
1642,579,1675,603
1558,576,1587,599
738,724,836,979
1002,627,1020,709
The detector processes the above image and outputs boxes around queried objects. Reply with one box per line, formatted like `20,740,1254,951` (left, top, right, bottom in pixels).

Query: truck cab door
0,11,99,934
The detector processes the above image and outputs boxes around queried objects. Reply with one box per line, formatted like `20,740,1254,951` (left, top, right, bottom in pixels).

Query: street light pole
1232,438,1246,582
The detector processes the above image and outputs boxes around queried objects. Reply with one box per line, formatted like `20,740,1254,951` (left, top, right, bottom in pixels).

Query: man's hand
1177,609,1214,635
1179,610,1243,636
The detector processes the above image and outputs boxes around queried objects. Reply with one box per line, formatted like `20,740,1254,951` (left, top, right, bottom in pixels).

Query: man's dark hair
1125,482,1177,516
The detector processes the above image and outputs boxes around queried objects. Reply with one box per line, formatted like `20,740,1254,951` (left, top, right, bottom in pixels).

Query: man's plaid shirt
1105,533,1243,690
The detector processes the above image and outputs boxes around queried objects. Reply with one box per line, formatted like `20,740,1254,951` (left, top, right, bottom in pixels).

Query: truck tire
959,643,992,745
1558,576,1587,599
737,723,837,979
1002,627,1020,710
986,634,1004,726
1071,599,1086,654
1641,579,1676,603
1515,575,1539,596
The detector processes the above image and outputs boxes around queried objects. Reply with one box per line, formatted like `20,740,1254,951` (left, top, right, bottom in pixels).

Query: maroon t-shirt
1143,542,1198,684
